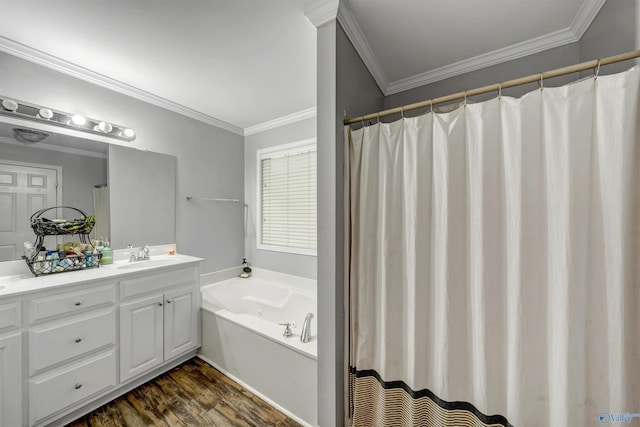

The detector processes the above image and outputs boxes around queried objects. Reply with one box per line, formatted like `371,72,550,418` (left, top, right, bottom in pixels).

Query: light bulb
97,121,113,133
1,99,18,112
71,114,86,126
38,108,53,119
123,128,135,138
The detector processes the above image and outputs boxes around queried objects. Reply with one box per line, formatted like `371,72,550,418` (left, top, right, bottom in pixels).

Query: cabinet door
164,286,200,360
120,294,164,382
0,332,22,427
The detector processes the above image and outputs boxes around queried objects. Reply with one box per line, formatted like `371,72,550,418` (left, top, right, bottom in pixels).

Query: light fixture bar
0,95,136,142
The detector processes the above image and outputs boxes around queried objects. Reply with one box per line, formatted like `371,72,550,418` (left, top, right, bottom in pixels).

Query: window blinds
261,147,317,252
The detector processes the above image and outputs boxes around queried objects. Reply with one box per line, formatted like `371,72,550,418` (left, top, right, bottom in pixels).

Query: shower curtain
92,185,110,242
346,68,640,427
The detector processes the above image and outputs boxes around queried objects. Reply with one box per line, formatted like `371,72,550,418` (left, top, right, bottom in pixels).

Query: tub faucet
279,322,293,337
300,313,314,343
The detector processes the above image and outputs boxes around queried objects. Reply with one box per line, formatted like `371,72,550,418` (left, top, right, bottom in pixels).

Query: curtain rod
344,49,640,125
186,196,240,203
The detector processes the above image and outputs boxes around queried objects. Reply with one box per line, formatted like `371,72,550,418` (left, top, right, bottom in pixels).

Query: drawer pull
166,299,172,304
74,383,83,390
74,337,83,343
158,302,163,307
74,300,82,306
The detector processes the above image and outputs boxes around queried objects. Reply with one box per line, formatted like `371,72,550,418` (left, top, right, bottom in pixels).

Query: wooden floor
68,358,302,427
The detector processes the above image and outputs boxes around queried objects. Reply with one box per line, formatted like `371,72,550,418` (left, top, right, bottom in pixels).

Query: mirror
0,120,176,262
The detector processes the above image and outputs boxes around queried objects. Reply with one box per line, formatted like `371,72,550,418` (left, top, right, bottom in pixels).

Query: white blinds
260,147,317,253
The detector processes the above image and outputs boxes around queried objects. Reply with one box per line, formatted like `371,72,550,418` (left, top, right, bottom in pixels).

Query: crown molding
337,0,606,96
570,0,607,40
0,36,244,135
337,1,387,93
386,27,579,95
244,107,316,136
0,136,107,159
304,0,339,27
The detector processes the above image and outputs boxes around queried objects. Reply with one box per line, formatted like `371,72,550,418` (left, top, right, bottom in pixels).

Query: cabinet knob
74,383,83,390
166,299,172,304
74,300,82,306
158,302,163,306
75,337,83,343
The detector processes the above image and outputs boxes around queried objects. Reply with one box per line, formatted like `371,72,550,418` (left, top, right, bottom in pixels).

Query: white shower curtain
347,68,640,427
92,185,110,242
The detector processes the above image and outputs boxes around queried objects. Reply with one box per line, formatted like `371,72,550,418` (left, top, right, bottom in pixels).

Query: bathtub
198,270,317,426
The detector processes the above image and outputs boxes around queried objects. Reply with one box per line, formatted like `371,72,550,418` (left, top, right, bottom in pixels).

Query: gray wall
384,43,581,110
580,0,638,75
0,140,107,215
244,117,317,279
316,21,385,427
0,51,244,274
385,0,639,111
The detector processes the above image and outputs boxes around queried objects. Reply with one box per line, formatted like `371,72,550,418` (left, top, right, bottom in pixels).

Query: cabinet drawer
29,308,115,375
29,349,116,425
29,284,115,324
0,301,21,331
120,267,198,300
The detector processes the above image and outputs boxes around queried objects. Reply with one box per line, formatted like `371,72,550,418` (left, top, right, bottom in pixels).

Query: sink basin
0,274,31,284
117,257,184,270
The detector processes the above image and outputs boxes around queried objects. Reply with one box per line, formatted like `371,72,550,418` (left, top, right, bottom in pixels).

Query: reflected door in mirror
0,161,59,261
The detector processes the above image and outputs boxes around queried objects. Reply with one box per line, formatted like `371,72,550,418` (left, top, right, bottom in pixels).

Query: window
257,139,317,256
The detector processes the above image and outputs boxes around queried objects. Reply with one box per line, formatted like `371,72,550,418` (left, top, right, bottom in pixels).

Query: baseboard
196,354,316,427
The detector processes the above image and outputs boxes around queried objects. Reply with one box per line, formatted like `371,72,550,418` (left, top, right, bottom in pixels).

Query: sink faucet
300,313,314,343
138,245,150,260
127,244,150,262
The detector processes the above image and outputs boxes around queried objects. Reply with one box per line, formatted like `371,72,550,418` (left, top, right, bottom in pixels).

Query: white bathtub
198,270,317,426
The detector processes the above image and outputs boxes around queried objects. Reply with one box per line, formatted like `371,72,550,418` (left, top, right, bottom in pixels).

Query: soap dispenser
99,238,113,265
240,258,252,278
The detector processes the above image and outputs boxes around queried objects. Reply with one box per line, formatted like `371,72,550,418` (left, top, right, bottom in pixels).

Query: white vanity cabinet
0,255,201,427
26,282,117,426
0,332,22,427
0,299,22,427
119,266,200,383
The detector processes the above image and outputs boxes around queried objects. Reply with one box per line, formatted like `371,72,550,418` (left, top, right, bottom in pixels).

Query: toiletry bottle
85,251,93,268
100,239,113,265
92,248,100,267
240,258,252,278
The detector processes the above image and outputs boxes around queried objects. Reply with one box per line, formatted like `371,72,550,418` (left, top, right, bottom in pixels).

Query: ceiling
0,0,318,133
0,0,606,134
338,0,607,94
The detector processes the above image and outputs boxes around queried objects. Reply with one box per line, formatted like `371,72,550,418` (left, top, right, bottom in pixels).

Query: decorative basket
30,206,95,236
23,252,103,277
24,206,100,277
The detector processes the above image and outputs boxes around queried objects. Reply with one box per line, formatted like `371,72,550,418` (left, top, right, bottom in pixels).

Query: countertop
0,253,203,299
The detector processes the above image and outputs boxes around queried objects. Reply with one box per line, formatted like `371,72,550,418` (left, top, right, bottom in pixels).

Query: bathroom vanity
0,254,201,427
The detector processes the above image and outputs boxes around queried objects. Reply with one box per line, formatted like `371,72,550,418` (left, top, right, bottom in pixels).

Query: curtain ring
400,107,404,119
463,92,467,107
594,59,601,79
498,83,502,99
429,100,433,114
539,73,544,90
376,112,380,124
361,117,365,128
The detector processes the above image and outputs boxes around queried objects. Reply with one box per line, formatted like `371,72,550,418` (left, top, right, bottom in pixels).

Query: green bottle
100,238,113,265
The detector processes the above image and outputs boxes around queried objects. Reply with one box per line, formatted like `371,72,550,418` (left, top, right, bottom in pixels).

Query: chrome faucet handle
278,322,293,338
142,245,150,258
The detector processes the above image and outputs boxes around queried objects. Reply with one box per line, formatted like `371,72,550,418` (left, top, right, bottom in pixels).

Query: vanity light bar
0,96,136,142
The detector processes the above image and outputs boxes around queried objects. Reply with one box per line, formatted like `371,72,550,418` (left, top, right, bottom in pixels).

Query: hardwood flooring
67,358,302,427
